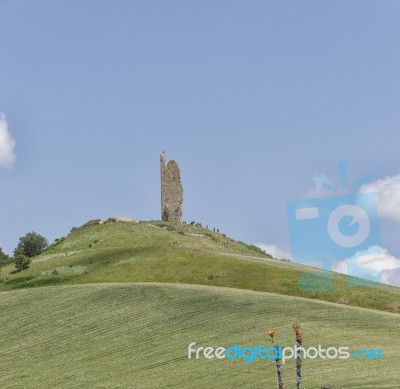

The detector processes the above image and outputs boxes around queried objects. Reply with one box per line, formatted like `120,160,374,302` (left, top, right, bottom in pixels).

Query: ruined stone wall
160,151,183,222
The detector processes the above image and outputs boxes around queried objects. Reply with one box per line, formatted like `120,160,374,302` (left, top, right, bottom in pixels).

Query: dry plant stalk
292,322,303,389
268,330,285,389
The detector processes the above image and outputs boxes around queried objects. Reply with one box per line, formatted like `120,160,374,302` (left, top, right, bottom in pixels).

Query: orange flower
268,330,275,338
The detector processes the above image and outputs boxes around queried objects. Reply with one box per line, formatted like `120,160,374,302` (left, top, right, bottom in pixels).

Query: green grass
0,283,399,389
1,219,400,313
1,219,399,388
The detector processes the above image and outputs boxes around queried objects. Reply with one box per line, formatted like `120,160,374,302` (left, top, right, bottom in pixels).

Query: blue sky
1,1,399,283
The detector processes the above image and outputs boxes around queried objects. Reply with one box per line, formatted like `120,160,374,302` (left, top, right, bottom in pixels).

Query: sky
0,1,399,284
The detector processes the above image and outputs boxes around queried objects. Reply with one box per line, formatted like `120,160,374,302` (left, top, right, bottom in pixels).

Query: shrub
14,254,32,271
82,219,101,228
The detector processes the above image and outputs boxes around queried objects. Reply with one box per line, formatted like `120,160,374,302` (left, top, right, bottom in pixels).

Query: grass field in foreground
1,220,400,313
0,283,399,389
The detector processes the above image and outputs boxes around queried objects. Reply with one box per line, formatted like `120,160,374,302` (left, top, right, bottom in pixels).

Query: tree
14,232,48,258
0,247,8,260
0,246,9,266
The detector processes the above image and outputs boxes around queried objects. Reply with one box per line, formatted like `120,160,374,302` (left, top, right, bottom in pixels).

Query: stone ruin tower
160,151,183,222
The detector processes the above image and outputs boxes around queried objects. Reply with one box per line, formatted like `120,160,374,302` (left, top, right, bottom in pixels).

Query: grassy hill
1,219,400,313
1,219,399,388
0,283,399,389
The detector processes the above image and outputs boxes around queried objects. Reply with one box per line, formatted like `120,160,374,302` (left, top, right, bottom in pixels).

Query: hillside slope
0,283,399,389
1,219,399,313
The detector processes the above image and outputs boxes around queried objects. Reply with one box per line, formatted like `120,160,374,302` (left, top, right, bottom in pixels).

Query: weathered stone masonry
160,151,183,222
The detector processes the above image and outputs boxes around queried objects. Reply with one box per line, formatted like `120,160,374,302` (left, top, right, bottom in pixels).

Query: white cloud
333,246,400,287
0,113,16,168
255,243,292,260
359,174,400,222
